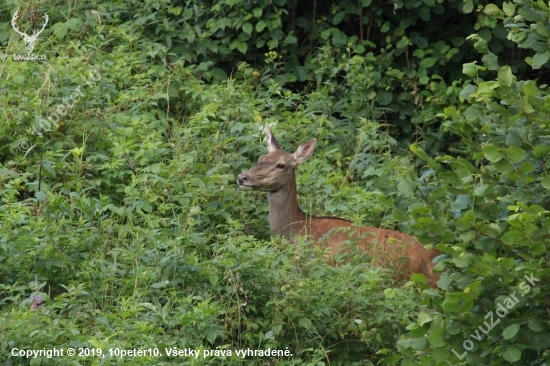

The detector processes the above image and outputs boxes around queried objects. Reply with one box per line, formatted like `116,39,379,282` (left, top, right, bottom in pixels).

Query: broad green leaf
484,4,504,17
482,52,499,70
502,323,520,339
242,22,253,35
12,75,25,84
65,18,82,29
502,347,521,362
541,176,550,189
151,281,169,288
501,229,523,245
411,273,427,284
396,36,409,49
415,37,428,48
256,20,267,32
528,319,543,332
483,145,503,162
506,146,525,163
332,31,348,46
532,51,550,69
376,90,393,105
253,7,263,17
384,288,397,298
54,23,69,40
298,317,312,329
474,38,488,53
237,41,248,54
533,145,549,158
460,84,477,99
462,0,474,13
420,57,436,69
333,11,345,25
284,35,297,44
35,191,47,201
428,327,446,347
463,62,478,77
418,312,433,326
451,194,470,211
503,2,515,16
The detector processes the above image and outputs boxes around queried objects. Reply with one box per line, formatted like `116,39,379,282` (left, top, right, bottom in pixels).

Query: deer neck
267,171,306,241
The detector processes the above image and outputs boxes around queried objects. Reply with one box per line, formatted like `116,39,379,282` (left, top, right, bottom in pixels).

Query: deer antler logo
11,10,49,55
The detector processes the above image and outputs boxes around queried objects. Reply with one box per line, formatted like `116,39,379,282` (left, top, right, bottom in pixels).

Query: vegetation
1,0,549,365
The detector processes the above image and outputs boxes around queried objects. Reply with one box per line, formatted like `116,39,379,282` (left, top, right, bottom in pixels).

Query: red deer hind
237,124,440,287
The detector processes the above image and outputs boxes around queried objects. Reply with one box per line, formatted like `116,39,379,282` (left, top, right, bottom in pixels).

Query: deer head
237,123,317,192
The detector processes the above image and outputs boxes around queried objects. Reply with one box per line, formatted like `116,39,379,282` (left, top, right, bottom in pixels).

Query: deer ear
264,123,281,152
293,139,317,163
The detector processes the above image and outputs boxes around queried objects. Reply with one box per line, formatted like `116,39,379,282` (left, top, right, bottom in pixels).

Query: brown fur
237,124,440,287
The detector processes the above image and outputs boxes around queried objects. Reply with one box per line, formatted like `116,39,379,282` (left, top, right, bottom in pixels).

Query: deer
237,124,440,287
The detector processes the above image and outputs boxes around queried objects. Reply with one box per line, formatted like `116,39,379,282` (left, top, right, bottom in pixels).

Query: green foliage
395,2,550,363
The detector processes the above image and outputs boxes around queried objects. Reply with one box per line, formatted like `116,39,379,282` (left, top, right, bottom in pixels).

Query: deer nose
237,174,249,185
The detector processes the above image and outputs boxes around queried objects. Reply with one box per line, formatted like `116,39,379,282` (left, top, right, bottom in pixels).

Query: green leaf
528,319,543,332
501,229,523,245
462,0,474,13
483,145,504,162
411,273,427,284
428,327,446,347
361,0,372,6
253,7,263,17
463,62,478,77
242,22,253,35
396,36,409,49
482,53,499,70
498,66,514,86
451,194,470,211
12,75,25,84
415,37,428,48
256,20,267,32
35,191,47,201
65,18,82,29
332,31,348,47
151,281,169,288
502,323,520,339
533,145,549,158
333,11,345,25
503,2,515,16
474,38,488,53
54,23,69,40
384,288,397,299
237,41,248,54
484,4,504,17
208,274,218,285
502,347,521,362
506,146,525,163
420,57,436,69
531,51,550,69
494,160,514,174
267,39,278,49
284,35,297,44
298,317,312,330
541,176,550,189
376,90,393,105
460,84,477,99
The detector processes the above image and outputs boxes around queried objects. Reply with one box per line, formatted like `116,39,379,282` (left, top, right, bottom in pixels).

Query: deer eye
276,163,285,169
